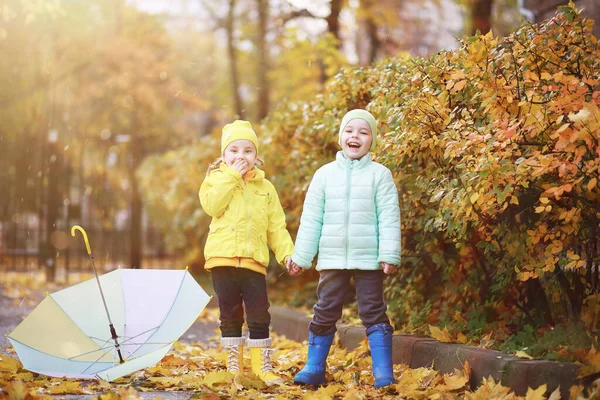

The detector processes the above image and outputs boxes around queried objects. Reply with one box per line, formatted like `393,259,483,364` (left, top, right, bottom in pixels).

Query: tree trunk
326,0,343,40
555,268,582,318
226,0,244,119
471,0,493,35
129,172,142,269
318,0,344,85
256,0,270,119
525,278,554,325
44,141,60,282
129,116,143,269
357,0,379,66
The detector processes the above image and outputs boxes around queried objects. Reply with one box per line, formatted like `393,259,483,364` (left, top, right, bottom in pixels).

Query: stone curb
270,306,579,398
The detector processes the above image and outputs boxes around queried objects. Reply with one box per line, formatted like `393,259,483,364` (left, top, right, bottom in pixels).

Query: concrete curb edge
270,306,579,398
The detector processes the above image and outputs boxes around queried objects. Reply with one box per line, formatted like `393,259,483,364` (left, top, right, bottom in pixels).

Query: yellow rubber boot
247,338,283,385
222,337,245,373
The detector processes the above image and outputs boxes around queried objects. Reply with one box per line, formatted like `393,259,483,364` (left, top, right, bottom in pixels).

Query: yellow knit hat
221,120,259,154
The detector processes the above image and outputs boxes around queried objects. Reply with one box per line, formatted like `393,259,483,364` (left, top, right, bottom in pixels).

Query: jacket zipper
244,180,252,258
344,161,353,268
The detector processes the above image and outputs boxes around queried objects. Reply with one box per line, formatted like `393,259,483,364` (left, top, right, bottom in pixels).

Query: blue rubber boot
366,323,395,388
293,331,334,386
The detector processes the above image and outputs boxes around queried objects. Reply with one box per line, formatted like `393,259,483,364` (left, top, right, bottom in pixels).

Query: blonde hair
206,157,265,176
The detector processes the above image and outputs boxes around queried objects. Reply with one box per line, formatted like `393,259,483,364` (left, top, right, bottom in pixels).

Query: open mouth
347,142,361,149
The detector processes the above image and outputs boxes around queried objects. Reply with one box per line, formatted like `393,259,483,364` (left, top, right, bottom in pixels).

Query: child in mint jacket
288,109,401,388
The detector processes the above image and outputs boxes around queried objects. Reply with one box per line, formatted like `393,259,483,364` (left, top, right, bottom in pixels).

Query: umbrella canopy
8,268,210,381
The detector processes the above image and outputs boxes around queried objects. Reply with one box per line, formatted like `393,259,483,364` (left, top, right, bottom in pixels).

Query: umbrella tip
118,265,121,269
45,291,49,296
185,266,189,270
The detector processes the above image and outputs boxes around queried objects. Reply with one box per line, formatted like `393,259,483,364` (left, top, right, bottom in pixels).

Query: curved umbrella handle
71,225,92,255
70,224,125,363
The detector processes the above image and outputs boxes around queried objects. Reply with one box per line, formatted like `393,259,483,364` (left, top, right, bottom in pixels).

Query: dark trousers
309,269,390,336
211,267,271,339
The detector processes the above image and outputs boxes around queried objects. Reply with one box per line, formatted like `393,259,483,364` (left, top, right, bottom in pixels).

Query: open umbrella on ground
7,225,211,381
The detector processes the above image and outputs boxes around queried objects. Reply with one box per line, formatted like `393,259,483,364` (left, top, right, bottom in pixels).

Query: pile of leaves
2,272,600,399
1,324,592,400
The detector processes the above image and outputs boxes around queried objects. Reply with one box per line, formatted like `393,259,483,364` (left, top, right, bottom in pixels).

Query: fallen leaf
525,384,547,400
202,370,233,387
515,350,534,359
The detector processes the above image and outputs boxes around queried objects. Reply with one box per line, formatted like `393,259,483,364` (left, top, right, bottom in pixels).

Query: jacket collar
335,151,372,170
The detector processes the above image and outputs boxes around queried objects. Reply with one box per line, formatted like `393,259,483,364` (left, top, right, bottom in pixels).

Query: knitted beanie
338,109,377,151
221,120,259,154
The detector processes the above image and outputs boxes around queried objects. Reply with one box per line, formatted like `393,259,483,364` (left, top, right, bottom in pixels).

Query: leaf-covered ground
1,272,599,399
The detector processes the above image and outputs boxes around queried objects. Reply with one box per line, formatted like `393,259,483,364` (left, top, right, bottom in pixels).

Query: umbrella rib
81,326,166,360
114,341,175,346
80,347,118,374
115,326,161,344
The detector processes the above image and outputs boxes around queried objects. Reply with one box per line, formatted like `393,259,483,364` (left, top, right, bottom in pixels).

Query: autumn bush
139,4,599,361
260,4,599,359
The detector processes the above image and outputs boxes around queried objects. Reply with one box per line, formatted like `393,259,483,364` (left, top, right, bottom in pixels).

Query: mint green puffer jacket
291,151,401,271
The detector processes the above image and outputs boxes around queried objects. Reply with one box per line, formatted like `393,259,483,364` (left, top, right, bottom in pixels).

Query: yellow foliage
429,325,454,343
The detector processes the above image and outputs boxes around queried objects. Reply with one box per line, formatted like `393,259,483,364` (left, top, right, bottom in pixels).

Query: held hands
231,158,249,176
286,257,303,276
380,262,398,275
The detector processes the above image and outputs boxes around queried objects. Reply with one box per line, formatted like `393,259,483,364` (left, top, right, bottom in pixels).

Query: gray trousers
309,269,390,336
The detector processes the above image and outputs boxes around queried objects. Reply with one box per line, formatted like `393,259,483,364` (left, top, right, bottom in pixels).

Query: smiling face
340,118,373,160
223,139,257,170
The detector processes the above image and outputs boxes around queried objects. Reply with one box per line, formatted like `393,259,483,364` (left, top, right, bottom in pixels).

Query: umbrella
7,225,211,381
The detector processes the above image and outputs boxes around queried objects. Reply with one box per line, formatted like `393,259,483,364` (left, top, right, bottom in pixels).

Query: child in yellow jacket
199,120,294,385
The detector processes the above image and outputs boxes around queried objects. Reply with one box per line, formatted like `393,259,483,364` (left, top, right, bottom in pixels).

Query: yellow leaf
342,389,366,400
49,381,85,395
441,373,469,390
539,197,549,204
453,80,467,91
202,371,233,387
12,372,34,382
234,372,267,390
429,325,453,343
305,383,345,399
0,355,21,372
535,206,545,213
588,178,597,191
450,70,466,80
525,384,547,400
470,193,480,203
555,123,570,134
515,350,533,359
568,107,591,123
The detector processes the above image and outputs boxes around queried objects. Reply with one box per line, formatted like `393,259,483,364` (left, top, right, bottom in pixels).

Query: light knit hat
221,120,259,154
338,109,377,151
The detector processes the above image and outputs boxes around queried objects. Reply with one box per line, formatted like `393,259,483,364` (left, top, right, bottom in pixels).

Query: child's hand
286,257,303,276
380,262,398,275
231,159,249,176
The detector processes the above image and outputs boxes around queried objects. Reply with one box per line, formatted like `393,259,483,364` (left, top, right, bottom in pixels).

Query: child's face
340,119,372,160
223,139,257,170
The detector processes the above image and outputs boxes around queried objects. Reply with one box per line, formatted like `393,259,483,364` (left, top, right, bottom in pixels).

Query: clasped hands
285,258,398,276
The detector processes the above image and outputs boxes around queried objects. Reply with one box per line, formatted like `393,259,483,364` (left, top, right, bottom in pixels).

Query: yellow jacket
199,163,294,275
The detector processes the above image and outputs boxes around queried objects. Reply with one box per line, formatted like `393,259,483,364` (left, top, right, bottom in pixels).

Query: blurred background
1,0,598,281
